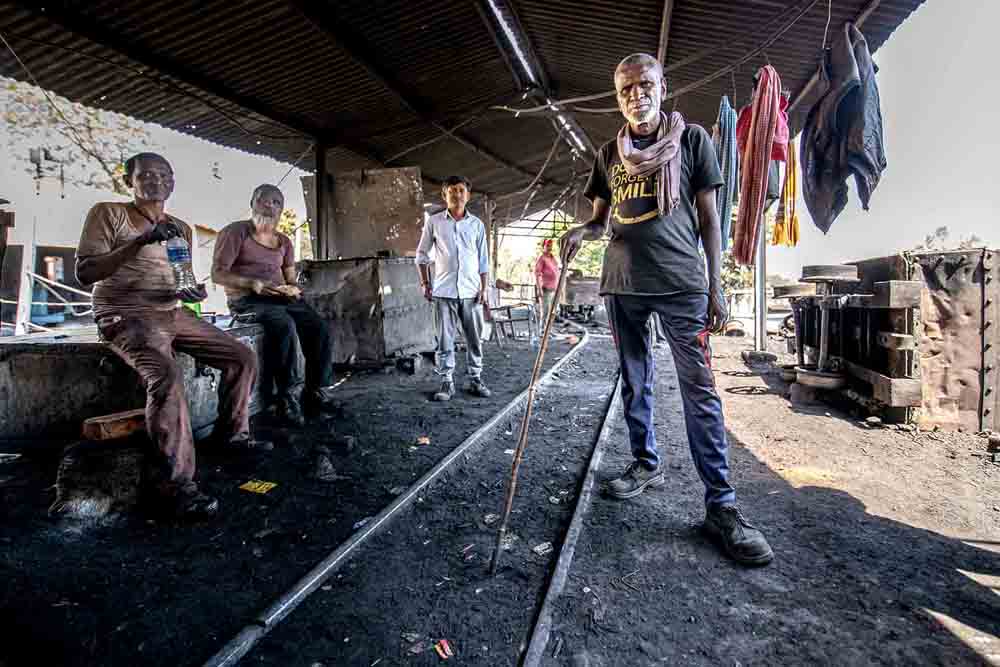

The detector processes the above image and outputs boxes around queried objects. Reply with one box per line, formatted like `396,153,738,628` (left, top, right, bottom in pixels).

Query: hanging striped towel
733,65,782,265
714,96,739,251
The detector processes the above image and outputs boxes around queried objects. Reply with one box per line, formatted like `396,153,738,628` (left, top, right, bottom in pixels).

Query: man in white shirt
416,175,492,401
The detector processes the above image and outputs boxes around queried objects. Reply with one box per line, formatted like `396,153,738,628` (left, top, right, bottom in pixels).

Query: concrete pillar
313,140,330,260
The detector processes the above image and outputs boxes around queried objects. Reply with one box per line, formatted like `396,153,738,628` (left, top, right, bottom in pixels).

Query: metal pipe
792,300,805,367
522,375,622,665
818,303,830,371
754,225,767,352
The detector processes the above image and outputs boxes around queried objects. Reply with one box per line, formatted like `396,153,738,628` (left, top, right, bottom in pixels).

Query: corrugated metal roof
0,0,926,221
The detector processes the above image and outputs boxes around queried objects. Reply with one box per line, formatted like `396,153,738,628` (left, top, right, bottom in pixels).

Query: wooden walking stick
490,263,571,575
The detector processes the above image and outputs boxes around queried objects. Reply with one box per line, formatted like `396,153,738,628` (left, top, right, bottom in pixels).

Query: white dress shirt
416,209,489,299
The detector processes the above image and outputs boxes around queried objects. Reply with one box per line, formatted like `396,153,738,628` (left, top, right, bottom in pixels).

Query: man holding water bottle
76,153,269,521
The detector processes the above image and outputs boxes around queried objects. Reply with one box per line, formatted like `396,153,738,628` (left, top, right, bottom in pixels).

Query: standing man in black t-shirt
561,53,773,566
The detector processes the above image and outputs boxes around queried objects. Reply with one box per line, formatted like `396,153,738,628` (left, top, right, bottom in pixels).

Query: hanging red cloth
736,88,788,162
733,65,783,265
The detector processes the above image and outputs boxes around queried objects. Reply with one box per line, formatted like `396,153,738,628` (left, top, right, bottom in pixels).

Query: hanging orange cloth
772,138,800,247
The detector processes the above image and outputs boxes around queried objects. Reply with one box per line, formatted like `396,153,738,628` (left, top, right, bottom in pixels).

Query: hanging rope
492,0,820,116
822,0,834,49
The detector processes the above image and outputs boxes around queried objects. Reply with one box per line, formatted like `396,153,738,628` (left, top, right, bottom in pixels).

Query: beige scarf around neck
616,111,687,216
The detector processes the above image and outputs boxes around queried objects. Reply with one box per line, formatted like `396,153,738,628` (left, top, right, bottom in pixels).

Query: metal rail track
521,375,622,666
204,332,593,667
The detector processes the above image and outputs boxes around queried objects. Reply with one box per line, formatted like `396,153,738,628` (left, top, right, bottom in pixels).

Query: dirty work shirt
416,209,489,299
585,125,724,296
77,202,191,318
212,221,294,301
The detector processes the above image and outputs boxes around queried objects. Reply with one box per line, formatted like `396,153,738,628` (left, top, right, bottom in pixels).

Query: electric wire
491,0,822,116
0,29,305,141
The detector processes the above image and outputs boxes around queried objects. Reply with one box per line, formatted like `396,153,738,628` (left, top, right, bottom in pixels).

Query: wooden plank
846,281,922,309
843,360,921,407
877,332,916,351
82,408,146,441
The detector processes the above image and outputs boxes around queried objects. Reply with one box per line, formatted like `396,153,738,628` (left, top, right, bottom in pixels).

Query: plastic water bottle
165,236,197,291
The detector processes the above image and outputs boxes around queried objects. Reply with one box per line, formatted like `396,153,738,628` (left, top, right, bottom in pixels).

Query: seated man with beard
212,184,338,426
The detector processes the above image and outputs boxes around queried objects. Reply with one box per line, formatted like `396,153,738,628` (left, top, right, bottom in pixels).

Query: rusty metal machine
297,166,436,364
778,264,922,421
777,251,1000,430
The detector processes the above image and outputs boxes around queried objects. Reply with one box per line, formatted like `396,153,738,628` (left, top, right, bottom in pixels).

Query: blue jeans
606,292,736,508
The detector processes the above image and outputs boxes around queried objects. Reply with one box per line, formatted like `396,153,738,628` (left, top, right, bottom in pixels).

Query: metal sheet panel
911,250,986,430
332,167,425,259
0,0,927,217
377,258,436,359
299,257,434,363
984,250,1000,431
300,258,383,364
302,167,425,259
564,276,601,306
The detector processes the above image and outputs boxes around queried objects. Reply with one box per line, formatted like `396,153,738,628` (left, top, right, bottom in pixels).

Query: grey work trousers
434,296,483,382
540,287,556,324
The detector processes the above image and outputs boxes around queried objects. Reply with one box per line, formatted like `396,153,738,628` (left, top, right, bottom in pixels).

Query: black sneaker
226,434,275,452
305,387,341,417
278,395,306,427
606,461,665,499
703,505,774,566
432,380,455,402
468,377,492,397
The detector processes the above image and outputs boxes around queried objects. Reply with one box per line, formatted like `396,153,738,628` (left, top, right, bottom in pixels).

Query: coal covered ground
0,337,588,667
250,338,620,666
538,343,1000,666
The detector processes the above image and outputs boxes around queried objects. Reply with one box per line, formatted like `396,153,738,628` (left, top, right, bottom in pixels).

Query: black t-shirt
585,124,724,296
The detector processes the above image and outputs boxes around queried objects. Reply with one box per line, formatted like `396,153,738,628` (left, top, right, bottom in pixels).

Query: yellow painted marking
240,479,277,494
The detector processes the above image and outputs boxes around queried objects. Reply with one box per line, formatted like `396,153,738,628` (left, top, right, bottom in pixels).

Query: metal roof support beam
287,0,548,187
10,2,325,140
657,0,676,64
473,0,597,156
472,1,525,92
312,140,331,260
